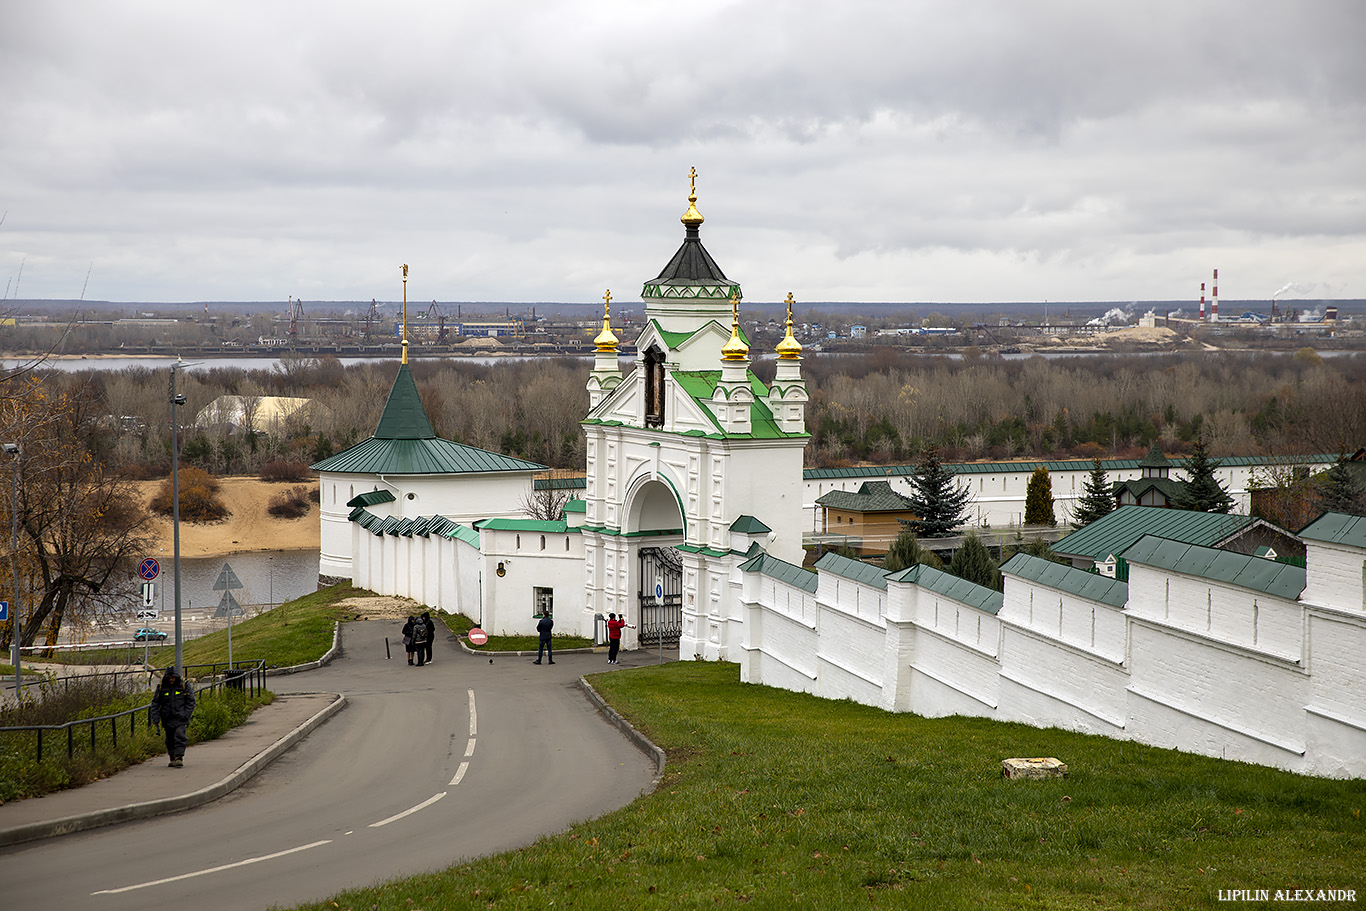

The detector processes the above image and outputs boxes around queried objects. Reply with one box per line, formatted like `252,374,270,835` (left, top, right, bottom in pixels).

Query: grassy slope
291,661,1366,911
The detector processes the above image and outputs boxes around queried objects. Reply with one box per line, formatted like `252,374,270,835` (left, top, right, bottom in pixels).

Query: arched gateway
580,172,810,660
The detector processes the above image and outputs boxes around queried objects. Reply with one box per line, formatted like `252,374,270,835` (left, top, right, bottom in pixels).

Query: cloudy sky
2,1,1363,307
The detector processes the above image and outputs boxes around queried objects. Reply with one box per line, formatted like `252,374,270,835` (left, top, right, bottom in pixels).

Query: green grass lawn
437,611,594,652
289,661,1366,911
142,582,365,669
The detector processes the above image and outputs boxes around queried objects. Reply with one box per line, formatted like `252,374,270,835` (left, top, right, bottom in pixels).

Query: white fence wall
741,542,1366,778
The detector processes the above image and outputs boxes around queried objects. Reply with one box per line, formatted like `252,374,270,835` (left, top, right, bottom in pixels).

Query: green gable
1055,506,1253,564
670,370,801,440
1122,535,1306,600
738,549,819,593
886,562,1004,614
1298,511,1366,550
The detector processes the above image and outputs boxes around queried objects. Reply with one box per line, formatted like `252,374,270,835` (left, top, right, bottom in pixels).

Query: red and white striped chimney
1211,269,1219,322
1199,282,1206,321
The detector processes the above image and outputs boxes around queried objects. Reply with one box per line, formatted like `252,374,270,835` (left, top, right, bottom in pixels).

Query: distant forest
10,348,1365,478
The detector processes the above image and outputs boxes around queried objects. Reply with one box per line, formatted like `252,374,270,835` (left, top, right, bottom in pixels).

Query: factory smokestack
1199,282,1206,321
1212,269,1219,323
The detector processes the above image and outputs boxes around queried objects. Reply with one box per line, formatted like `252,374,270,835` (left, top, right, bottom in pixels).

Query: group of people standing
402,612,436,666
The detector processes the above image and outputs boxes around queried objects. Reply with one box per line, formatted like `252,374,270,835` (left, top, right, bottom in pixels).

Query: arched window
644,345,666,428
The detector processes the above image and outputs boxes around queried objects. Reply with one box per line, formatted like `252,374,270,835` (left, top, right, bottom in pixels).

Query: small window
565,537,570,552
540,535,546,551
516,534,521,550
534,586,553,617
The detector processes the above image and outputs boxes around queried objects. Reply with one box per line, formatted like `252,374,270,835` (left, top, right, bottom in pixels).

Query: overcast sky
2,1,1363,307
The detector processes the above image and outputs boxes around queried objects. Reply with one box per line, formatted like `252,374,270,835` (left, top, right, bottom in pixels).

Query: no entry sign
467,627,488,646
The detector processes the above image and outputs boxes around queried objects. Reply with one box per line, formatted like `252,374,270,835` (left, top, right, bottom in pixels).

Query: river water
143,549,320,618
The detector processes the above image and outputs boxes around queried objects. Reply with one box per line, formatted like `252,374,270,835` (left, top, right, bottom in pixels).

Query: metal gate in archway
637,546,683,645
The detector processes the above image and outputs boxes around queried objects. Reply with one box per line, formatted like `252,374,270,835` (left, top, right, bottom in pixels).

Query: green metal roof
738,549,819,593
347,489,396,508
562,498,586,514
312,437,546,475
533,475,588,491
800,454,1336,481
815,480,915,512
1054,506,1254,562
814,551,889,590
1298,512,1366,549
1000,552,1128,608
1113,477,1187,502
729,515,772,534
1122,535,1306,600
475,517,574,533
671,370,799,440
448,524,480,547
885,562,1004,615
1138,444,1172,468
373,363,436,440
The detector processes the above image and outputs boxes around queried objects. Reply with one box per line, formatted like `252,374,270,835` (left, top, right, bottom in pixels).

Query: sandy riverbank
136,477,321,559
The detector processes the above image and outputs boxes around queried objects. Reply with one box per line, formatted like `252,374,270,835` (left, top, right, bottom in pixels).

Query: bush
259,460,312,482
267,485,311,518
149,467,229,522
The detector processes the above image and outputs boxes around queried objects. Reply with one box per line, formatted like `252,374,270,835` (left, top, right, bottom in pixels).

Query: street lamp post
4,443,20,698
170,362,187,674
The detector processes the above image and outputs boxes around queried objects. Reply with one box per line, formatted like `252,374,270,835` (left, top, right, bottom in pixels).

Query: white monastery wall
1301,541,1366,611
741,538,1366,777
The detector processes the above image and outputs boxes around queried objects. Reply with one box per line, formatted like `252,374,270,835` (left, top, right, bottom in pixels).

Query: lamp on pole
4,442,20,698
169,361,187,674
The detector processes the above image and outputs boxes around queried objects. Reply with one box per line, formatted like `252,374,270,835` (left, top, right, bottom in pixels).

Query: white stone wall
739,536,1366,778
801,457,1334,531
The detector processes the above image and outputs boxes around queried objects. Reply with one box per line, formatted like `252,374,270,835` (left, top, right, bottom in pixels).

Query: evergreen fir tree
948,531,1000,591
1317,457,1366,517
1073,458,1115,526
883,524,944,573
1024,466,1056,526
907,445,973,537
1175,434,1234,513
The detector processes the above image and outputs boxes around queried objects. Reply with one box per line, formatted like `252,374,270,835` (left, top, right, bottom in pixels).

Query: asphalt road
0,621,658,910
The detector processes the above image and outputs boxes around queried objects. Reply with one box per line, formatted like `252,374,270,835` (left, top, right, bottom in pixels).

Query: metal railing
0,660,266,762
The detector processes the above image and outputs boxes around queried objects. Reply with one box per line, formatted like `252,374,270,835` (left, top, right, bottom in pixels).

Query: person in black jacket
149,668,196,768
421,612,436,665
533,612,554,665
410,611,430,666
402,615,416,665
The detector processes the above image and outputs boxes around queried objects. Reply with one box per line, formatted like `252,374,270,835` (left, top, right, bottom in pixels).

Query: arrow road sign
213,563,244,591
142,583,155,607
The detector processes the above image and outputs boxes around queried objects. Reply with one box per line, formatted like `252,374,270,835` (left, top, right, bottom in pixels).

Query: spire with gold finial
776,291,803,360
400,263,409,365
681,166,704,227
594,288,619,352
721,290,749,361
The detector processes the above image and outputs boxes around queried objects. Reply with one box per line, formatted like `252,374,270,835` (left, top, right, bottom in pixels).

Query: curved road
0,621,658,910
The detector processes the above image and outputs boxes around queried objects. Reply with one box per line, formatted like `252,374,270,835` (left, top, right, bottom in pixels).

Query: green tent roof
729,515,772,534
816,480,915,512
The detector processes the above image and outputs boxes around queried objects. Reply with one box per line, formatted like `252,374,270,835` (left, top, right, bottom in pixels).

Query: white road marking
92,840,332,894
368,792,447,828
449,761,469,786
464,737,476,757
468,688,477,736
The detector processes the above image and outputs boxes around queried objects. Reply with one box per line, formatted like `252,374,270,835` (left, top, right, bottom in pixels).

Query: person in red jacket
606,612,633,665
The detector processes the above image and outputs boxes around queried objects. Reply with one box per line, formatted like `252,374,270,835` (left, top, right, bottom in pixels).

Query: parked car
136,609,158,621
133,627,168,642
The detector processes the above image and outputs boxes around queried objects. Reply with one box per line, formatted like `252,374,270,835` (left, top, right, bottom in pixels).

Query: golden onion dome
594,289,618,352
721,292,749,361
776,291,803,360
681,166,704,227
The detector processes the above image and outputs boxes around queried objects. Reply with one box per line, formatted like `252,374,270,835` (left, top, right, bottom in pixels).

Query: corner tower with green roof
580,171,810,661
312,303,546,585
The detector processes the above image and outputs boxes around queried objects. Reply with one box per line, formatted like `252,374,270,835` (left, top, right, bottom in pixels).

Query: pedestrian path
0,692,344,847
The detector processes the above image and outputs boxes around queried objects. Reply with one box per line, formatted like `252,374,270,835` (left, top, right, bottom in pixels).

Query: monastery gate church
313,174,810,662
315,177,1366,780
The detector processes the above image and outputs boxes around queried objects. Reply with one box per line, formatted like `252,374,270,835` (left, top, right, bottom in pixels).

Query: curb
577,677,666,789
0,693,347,849
266,621,342,676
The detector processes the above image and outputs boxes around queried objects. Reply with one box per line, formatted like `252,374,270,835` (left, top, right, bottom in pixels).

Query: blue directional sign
138,558,160,581
0,600,7,622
